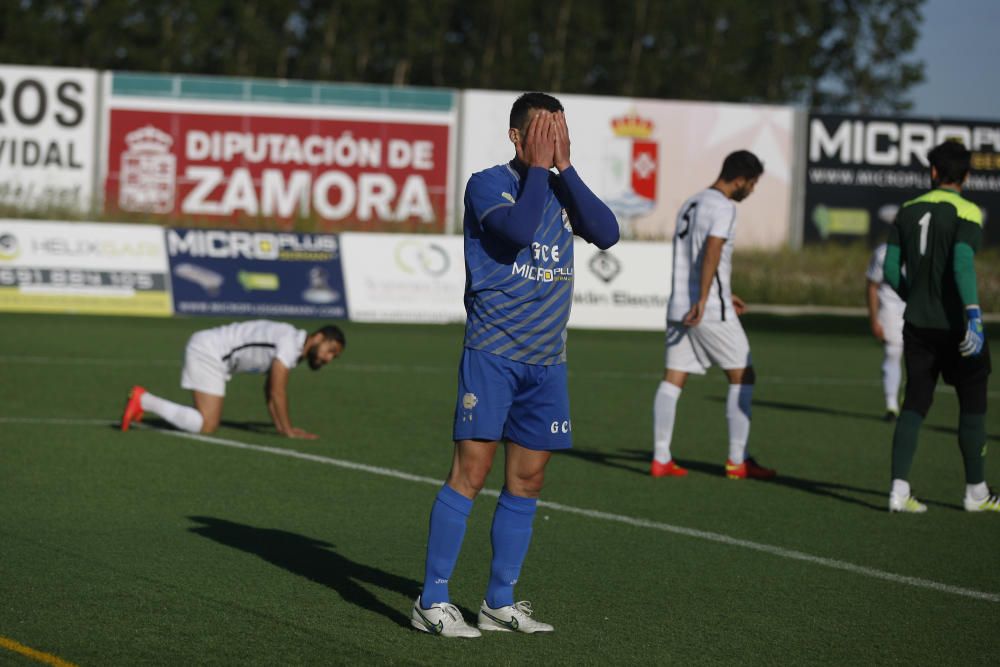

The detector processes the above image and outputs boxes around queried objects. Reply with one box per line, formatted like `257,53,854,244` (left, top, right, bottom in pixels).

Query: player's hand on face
732,295,747,316
682,301,705,327
287,427,319,440
553,111,571,171
523,111,556,169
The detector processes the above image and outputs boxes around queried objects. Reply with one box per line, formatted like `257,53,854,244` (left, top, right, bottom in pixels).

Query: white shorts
879,307,904,348
664,319,752,374
180,332,228,397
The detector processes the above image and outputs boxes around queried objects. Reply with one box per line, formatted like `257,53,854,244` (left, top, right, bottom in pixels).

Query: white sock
966,481,988,501
883,343,902,413
726,383,753,464
140,392,204,433
653,381,682,464
891,479,910,498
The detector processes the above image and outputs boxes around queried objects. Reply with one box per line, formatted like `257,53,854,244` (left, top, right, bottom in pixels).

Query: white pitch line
5,415,997,602
142,424,996,604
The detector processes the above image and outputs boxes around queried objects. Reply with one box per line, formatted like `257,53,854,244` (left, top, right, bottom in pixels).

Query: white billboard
570,240,670,331
340,232,466,323
0,219,171,316
459,90,794,248
0,65,98,212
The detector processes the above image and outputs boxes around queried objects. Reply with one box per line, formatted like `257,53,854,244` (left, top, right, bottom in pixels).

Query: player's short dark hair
510,92,564,131
718,150,764,182
928,140,971,185
312,324,346,349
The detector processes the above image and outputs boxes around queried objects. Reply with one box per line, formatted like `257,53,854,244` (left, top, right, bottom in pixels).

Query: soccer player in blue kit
410,93,620,638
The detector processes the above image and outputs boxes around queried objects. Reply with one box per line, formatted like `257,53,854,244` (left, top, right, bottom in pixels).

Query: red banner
105,109,451,232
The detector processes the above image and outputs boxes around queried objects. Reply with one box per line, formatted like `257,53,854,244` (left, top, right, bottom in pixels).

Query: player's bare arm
866,280,885,340
732,295,747,316
266,359,317,439
683,235,726,326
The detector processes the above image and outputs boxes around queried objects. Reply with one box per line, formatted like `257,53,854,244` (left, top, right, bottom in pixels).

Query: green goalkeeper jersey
887,188,983,331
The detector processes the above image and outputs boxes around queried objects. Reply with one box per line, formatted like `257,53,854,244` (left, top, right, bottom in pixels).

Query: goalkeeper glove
959,306,985,357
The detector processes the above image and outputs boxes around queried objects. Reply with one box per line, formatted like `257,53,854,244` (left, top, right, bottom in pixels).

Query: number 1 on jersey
917,212,930,256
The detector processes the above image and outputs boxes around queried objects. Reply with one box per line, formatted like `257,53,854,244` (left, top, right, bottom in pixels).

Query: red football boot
725,456,776,480
120,385,146,431
651,459,688,478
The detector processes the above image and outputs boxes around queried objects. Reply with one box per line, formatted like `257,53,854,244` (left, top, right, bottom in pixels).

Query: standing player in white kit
120,320,345,438
866,242,906,421
651,151,776,480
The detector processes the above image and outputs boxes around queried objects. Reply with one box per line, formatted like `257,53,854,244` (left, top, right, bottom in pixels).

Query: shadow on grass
187,516,424,626
726,396,1000,443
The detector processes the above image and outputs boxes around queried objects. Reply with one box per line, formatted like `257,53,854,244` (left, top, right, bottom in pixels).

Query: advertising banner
805,112,1000,246
0,65,98,212
570,240,671,331
340,233,465,323
0,219,171,316
103,73,457,232
166,228,347,318
459,91,794,248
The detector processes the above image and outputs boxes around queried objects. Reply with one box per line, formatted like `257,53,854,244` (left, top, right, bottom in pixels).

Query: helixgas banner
102,73,457,232
805,113,1000,245
0,219,171,316
0,65,98,212
340,233,465,323
459,91,794,248
166,228,347,318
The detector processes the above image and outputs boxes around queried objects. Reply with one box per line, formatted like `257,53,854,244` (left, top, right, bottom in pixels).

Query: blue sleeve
472,167,549,249
558,167,620,249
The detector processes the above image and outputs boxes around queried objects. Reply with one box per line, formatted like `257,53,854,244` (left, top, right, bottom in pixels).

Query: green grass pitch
1,313,998,665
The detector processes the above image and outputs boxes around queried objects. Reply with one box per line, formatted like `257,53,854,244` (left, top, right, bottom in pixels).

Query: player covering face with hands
410,93,619,638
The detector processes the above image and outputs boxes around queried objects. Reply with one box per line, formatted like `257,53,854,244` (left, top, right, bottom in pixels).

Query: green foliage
0,0,925,110
733,242,1000,311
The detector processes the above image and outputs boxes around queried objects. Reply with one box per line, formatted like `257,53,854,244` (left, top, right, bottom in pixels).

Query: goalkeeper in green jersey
883,140,996,513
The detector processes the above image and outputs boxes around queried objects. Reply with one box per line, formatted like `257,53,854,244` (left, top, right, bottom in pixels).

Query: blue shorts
452,348,572,451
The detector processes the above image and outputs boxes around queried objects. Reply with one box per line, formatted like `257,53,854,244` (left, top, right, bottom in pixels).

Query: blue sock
485,489,538,609
421,485,473,607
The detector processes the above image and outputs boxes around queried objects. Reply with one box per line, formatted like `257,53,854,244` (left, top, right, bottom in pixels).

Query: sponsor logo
394,239,450,277
550,420,571,434
604,109,658,236
502,192,515,203
302,266,341,304
237,271,279,291
0,233,20,260
119,125,177,214
173,263,224,296
462,392,478,410
167,229,338,261
414,608,444,635
512,263,573,283
588,250,621,283
482,610,519,631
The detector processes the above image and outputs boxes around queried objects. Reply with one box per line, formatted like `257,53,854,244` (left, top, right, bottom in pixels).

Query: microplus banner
0,65,98,211
805,112,1000,245
166,228,347,318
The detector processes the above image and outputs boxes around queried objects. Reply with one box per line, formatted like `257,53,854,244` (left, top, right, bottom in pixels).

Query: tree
0,0,925,112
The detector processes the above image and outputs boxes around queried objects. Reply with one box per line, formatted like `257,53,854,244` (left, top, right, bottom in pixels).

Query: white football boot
889,493,927,513
477,600,554,633
964,491,1000,512
410,596,481,638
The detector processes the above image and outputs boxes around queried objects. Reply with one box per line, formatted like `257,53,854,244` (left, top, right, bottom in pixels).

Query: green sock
958,413,987,485
891,410,924,481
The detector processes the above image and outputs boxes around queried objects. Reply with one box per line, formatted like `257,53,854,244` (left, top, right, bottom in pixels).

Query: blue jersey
463,162,576,365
